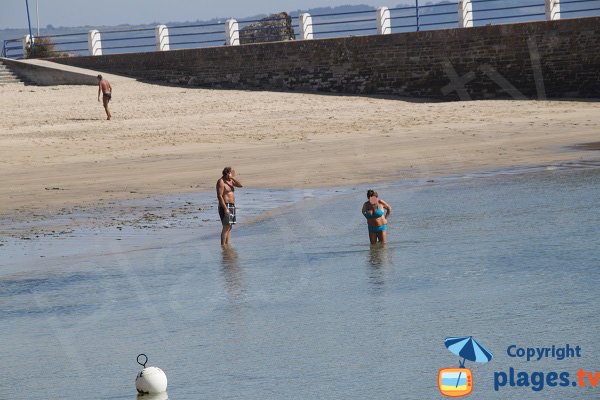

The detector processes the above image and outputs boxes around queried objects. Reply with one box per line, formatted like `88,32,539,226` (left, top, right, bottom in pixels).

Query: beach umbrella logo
438,336,493,397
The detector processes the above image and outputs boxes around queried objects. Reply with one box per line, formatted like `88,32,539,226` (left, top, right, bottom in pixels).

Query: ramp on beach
0,57,133,86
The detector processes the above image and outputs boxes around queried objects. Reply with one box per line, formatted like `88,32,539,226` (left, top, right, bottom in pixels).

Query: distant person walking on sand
97,75,112,120
216,167,243,246
362,189,391,244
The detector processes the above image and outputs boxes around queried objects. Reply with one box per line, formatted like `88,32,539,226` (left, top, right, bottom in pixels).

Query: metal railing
390,1,459,33
471,0,546,25
561,0,600,16
2,1,600,59
2,38,22,58
308,9,377,39
36,31,88,56
167,21,225,49
99,27,155,54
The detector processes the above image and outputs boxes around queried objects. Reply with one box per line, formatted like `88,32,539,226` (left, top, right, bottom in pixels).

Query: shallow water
1,166,599,399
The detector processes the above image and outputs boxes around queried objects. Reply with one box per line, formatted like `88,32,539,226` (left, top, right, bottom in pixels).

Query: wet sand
1,79,599,237
570,141,600,151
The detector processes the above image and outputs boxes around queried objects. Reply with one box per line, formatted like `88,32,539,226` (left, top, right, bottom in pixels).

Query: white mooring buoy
135,354,168,395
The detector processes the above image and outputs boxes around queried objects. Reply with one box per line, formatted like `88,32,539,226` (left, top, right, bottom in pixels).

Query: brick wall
52,17,600,100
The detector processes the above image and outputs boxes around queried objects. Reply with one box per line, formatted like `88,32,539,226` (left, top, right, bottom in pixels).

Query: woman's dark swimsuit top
364,206,385,219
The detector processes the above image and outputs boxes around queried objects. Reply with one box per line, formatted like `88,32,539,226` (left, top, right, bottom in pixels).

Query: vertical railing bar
416,0,421,31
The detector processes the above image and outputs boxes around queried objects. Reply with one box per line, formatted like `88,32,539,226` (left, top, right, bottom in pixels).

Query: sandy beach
1,77,599,235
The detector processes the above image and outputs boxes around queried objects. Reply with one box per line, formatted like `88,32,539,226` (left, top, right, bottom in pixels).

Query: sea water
1,166,599,399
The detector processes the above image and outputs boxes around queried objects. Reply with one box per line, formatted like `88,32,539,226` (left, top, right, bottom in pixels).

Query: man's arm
97,83,101,101
216,179,229,212
231,177,243,188
230,169,243,187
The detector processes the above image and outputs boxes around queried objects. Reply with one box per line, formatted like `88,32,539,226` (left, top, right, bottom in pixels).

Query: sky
0,0,407,30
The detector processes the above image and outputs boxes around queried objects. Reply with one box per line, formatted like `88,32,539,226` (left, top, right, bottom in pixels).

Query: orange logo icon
438,368,473,397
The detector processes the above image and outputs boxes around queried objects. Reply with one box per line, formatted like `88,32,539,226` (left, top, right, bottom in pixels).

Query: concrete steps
0,61,26,85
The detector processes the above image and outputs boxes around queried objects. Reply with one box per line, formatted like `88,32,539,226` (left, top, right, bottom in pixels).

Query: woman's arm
380,199,392,217
361,202,368,218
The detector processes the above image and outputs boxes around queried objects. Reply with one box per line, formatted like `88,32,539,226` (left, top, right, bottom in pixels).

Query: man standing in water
97,75,112,120
216,167,243,246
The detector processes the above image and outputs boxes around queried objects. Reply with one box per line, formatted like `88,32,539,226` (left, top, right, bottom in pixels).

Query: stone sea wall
52,17,600,100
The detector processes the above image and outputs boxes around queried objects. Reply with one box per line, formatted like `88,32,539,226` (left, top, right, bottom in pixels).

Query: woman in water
362,189,392,244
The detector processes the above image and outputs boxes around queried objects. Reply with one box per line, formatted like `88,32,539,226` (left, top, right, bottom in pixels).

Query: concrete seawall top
1,57,134,86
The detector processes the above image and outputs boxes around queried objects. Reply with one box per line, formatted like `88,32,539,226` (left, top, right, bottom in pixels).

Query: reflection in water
136,392,168,400
221,246,245,303
367,244,393,290
368,243,393,269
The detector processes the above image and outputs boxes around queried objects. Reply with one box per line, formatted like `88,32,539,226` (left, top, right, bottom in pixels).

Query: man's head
97,74,102,81
222,166,232,177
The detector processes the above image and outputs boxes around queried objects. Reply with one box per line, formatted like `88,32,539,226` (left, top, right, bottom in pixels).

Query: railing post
22,34,33,57
376,7,391,35
155,24,170,51
88,30,102,56
545,0,561,20
225,19,240,46
299,13,314,40
458,0,473,28
416,0,420,31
